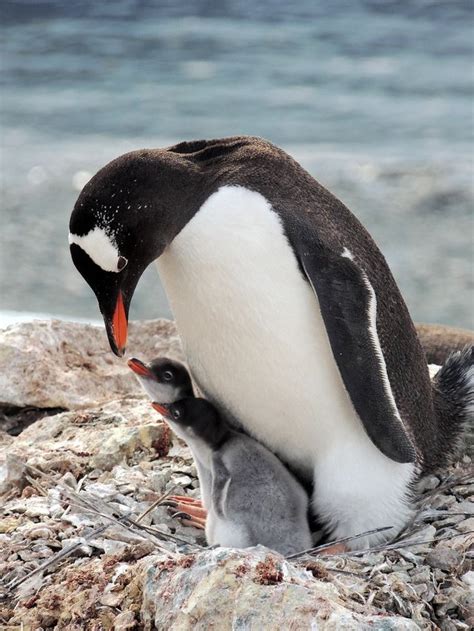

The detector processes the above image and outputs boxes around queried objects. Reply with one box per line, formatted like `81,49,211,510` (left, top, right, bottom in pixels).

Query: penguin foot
167,495,204,508
164,495,207,529
172,511,207,530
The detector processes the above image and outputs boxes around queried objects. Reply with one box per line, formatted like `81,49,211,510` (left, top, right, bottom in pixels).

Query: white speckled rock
1,397,171,484
0,318,183,409
141,547,421,630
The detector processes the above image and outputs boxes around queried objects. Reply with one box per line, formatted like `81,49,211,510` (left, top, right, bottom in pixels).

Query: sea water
1,1,472,328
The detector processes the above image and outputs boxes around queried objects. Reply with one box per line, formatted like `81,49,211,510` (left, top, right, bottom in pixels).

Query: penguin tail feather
431,345,474,464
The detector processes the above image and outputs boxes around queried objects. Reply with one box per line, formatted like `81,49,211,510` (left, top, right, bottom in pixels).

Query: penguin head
128,356,193,403
152,397,228,448
69,147,205,356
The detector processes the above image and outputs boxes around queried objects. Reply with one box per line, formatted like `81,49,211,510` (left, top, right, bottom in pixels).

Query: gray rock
3,397,171,477
426,546,463,572
456,500,474,515
417,475,440,493
0,318,182,409
457,516,474,533
141,546,421,630
461,570,474,586
0,453,26,494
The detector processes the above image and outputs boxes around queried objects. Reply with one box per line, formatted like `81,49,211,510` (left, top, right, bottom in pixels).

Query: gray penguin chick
152,397,313,556
128,356,212,509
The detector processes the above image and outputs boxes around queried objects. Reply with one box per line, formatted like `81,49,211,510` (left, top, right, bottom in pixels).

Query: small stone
410,565,431,583
434,515,465,528
457,517,474,533
426,546,463,572
113,611,137,630
171,474,193,487
413,583,428,596
0,517,20,534
24,526,54,540
429,495,457,510
461,570,474,586
399,524,437,554
417,474,440,493
439,621,458,631
452,484,474,498
0,454,26,494
456,500,474,515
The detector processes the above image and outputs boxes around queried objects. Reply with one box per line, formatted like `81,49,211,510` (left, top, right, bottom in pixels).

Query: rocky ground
0,319,472,630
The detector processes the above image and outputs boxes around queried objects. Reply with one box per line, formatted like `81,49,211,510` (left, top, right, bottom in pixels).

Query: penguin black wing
300,246,417,464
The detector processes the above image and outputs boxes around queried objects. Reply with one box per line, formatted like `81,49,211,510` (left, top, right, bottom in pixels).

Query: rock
461,570,474,586
457,516,474,533
0,453,26,494
1,317,473,629
91,423,170,471
141,547,420,630
114,610,137,630
416,474,440,493
0,319,182,410
426,546,463,572
3,397,171,478
456,500,474,515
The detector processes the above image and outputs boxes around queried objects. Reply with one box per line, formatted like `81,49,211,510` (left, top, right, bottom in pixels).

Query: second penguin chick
128,356,212,511
153,397,313,556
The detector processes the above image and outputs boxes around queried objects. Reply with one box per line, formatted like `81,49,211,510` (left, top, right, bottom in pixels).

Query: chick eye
163,370,173,381
172,408,181,420
117,256,128,271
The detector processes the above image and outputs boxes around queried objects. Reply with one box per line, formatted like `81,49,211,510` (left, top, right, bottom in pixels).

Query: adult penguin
69,136,473,548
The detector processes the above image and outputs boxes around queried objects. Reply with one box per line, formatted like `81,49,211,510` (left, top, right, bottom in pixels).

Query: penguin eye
172,408,181,420
163,370,174,382
117,256,128,271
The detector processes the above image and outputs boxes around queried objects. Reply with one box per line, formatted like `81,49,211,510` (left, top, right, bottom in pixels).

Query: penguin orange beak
112,291,128,356
151,402,171,419
127,357,153,378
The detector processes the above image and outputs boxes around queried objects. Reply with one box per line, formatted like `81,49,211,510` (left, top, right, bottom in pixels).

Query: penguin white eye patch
68,227,126,273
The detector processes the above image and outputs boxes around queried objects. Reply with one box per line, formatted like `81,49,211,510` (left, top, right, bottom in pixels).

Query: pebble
113,611,137,630
461,570,474,586
410,566,431,584
429,495,457,510
455,500,474,515
457,516,474,533
417,474,440,492
426,546,463,572
0,455,26,494
171,474,193,487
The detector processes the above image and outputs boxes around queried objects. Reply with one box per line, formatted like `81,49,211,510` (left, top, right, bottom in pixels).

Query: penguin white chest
157,186,415,546
157,186,361,473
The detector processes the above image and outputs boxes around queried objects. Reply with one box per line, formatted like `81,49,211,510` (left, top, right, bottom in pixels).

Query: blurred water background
1,0,473,328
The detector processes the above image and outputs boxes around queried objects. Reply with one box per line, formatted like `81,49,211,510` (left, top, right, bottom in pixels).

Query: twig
21,460,195,551
135,487,177,524
286,526,394,560
335,529,474,559
418,468,474,500
6,522,113,591
124,517,204,548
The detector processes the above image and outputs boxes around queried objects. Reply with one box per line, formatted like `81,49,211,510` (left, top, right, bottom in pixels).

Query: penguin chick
128,356,212,509
152,397,313,556
128,356,193,403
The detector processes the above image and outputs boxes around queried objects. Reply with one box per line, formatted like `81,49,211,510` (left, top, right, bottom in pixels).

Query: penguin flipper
300,248,416,464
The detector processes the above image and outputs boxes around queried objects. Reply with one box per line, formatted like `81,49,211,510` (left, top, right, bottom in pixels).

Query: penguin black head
128,356,194,403
68,147,208,356
152,398,230,449
68,137,255,356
